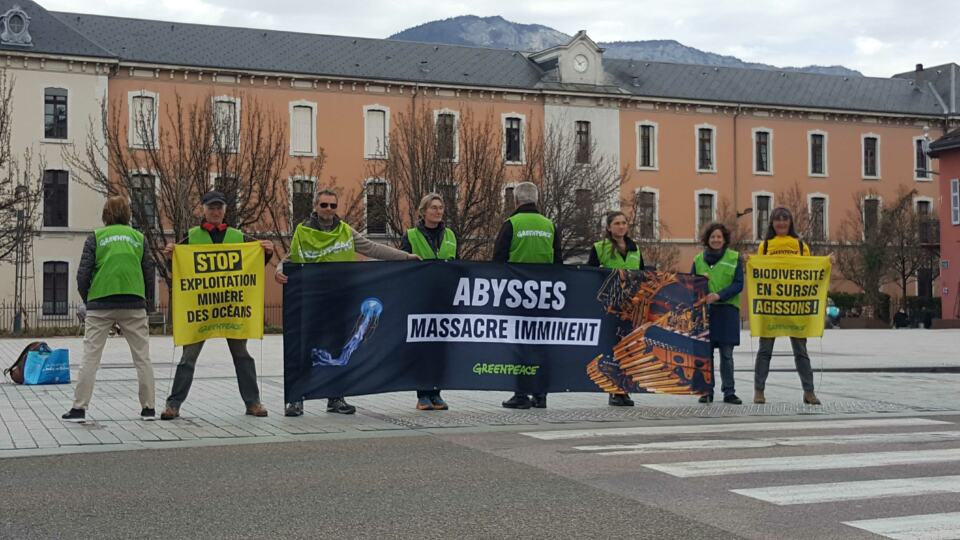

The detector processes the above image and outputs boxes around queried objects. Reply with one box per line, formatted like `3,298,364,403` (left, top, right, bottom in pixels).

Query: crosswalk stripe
843,512,960,540
731,475,960,505
521,418,952,441
574,431,960,455
643,448,960,478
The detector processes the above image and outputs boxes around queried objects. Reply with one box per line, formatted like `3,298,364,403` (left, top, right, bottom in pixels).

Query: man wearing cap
159,191,274,420
275,188,420,417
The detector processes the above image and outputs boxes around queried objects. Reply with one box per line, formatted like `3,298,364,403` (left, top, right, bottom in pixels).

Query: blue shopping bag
23,345,71,385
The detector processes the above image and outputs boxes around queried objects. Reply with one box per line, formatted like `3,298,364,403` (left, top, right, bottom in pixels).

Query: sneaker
140,407,156,421
723,394,743,405
608,393,635,407
160,405,180,421
429,395,449,411
327,398,356,415
62,408,85,422
531,394,547,409
501,394,532,409
284,401,304,417
698,393,714,404
245,403,268,417
416,397,434,411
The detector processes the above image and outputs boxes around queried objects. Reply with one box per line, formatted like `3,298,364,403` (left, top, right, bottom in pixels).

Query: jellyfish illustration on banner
587,270,713,395
311,297,383,367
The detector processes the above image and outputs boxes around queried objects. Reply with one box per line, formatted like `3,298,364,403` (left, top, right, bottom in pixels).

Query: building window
212,98,239,153
129,174,157,230
42,169,68,227
810,132,826,176
755,194,771,240
754,129,771,174
43,87,67,140
291,178,315,228
503,186,516,213
575,121,591,164
129,92,157,149
952,179,960,225
637,123,657,169
436,182,458,210
574,188,593,238
364,107,388,159
915,138,930,180
365,181,388,235
864,198,880,237
697,192,715,234
810,196,827,242
863,135,879,178
436,113,457,161
636,190,657,239
290,103,315,156
697,126,715,172
504,117,522,163
42,261,68,316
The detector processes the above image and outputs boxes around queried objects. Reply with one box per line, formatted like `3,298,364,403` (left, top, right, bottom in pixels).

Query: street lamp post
12,184,27,334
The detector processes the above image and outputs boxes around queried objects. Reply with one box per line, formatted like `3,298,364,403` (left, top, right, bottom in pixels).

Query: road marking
574,431,960,455
732,475,960,505
643,448,960,478
843,512,960,540
521,418,952,441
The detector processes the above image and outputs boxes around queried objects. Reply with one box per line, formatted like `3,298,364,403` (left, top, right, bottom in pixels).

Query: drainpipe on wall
733,104,742,221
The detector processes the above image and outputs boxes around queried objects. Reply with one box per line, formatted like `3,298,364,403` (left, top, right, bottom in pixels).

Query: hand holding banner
746,255,831,338
172,242,265,345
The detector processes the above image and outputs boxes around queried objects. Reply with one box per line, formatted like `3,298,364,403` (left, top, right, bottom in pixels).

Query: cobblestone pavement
1,331,958,458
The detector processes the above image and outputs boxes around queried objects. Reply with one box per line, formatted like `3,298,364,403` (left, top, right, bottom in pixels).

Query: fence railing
0,301,284,334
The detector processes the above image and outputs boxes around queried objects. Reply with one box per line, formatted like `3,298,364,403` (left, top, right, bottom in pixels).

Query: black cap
201,191,227,206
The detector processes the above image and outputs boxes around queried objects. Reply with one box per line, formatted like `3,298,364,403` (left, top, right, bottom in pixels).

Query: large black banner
283,261,712,401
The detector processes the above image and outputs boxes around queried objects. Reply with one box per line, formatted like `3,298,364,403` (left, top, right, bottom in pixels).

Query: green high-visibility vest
693,249,741,308
288,221,356,263
507,213,555,264
593,239,642,270
406,227,457,260
188,225,244,245
87,224,146,301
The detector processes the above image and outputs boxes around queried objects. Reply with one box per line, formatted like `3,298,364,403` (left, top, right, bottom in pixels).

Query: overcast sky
41,0,957,78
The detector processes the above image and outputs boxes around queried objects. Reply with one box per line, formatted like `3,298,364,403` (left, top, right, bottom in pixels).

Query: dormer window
1,6,32,47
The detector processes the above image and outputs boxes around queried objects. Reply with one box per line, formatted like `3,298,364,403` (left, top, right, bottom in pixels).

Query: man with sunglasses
160,190,274,420
275,188,419,416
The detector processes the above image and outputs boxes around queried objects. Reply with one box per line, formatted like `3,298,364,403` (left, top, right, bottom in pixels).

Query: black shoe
140,407,156,420
531,394,547,409
608,393,635,407
62,408,85,422
284,401,304,417
698,393,714,403
723,394,743,405
327,398,356,415
502,394,532,409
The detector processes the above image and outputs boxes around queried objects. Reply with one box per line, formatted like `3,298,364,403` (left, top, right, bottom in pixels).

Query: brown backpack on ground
3,342,48,384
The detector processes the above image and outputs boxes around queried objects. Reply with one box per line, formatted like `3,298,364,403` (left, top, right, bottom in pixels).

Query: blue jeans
711,344,736,397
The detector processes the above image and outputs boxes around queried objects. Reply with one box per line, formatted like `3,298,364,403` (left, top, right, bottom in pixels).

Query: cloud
854,36,885,56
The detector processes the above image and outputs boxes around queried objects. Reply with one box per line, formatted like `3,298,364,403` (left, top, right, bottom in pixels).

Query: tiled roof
0,0,113,59
928,128,960,156
893,63,958,114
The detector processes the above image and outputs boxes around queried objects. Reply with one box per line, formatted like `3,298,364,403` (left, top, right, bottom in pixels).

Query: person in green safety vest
399,192,458,411
587,211,644,407
493,181,561,410
691,222,744,405
275,188,420,417
62,197,156,423
158,191,275,421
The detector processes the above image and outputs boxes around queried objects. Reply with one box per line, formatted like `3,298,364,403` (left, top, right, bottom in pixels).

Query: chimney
916,63,924,72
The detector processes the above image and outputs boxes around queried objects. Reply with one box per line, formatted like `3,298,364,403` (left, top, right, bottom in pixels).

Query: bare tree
834,189,894,318
63,91,322,289
884,186,930,309
716,196,752,255
523,119,623,262
363,103,507,260
621,192,680,271
775,182,817,247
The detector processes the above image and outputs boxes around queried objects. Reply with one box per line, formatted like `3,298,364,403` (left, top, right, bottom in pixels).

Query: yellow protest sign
746,255,831,338
172,242,264,345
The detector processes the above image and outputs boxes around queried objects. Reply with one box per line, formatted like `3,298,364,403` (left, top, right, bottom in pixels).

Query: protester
62,197,156,422
494,182,561,410
399,193,458,411
893,308,909,329
158,191,274,420
587,210,642,407
753,206,821,405
692,222,743,405
275,188,419,416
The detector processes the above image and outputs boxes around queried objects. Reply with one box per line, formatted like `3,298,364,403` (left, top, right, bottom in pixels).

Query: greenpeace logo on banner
300,240,354,261
407,314,600,345
516,230,551,239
